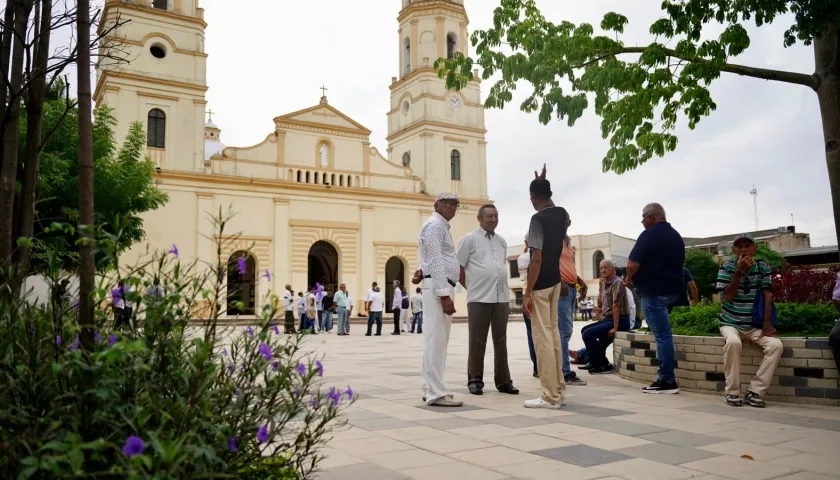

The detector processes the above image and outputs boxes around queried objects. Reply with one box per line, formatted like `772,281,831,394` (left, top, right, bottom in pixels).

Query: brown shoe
430,397,463,407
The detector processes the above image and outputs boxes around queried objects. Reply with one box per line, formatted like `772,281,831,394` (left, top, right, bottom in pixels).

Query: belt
423,275,456,287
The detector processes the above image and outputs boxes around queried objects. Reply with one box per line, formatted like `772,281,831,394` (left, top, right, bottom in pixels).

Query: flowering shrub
0,211,352,478
772,266,840,304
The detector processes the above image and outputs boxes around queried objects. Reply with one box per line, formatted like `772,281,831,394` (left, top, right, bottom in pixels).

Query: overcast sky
199,0,834,247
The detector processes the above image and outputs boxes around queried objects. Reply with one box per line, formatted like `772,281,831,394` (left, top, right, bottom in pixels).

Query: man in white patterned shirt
412,192,463,407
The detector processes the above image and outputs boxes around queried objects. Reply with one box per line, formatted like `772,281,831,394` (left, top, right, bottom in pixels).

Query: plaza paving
305,322,840,480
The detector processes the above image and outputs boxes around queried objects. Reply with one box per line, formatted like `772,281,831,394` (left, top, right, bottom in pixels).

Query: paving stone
317,461,411,479
484,415,567,428
556,415,671,436
416,403,485,413
618,442,721,465
559,404,631,417
348,417,418,431
638,430,727,448
531,444,632,467
392,372,421,377
415,417,484,430
342,410,389,422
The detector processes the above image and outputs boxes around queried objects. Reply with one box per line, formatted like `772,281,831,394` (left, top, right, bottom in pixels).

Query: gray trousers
467,302,511,389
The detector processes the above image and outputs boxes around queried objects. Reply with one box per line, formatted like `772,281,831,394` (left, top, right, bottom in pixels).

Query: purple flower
272,324,280,335
108,334,118,346
169,244,179,258
314,360,323,377
226,363,234,375
94,331,102,343
257,424,269,443
221,347,228,357
310,396,318,408
122,435,145,457
271,361,279,372
246,326,254,337
27,324,34,335
295,363,307,376
292,388,300,398
228,435,238,453
69,334,80,352
327,386,341,407
258,343,273,361
262,268,271,281
237,257,247,275
71,299,79,312
344,385,354,399
55,335,61,346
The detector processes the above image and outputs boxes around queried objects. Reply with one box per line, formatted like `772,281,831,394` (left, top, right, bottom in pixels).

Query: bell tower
387,0,488,200
94,0,208,173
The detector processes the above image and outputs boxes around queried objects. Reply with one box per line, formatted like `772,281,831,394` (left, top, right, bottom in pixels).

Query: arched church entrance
308,241,339,292
227,251,256,315
384,256,405,314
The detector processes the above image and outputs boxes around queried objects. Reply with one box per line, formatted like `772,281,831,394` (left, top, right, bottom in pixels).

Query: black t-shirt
322,296,334,310
628,222,685,297
401,295,409,309
527,206,569,291
670,266,694,307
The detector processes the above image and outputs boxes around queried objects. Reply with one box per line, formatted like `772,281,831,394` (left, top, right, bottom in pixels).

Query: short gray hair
642,202,666,221
477,204,497,218
599,259,616,269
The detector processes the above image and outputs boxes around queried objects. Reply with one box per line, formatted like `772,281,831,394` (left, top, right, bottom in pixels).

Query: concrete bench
613,332,840,406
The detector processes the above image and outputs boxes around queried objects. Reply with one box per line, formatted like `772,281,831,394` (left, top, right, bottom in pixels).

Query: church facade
95,0,489,317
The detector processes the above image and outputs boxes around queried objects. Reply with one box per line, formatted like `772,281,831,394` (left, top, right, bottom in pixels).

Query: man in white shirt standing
296,292,306,331
411,287,423,333
364,281,377,327
365,286,384,336
457,204,518,396
392,280,403,335
412,193,463,407
283,284,296,334
334,283,349,336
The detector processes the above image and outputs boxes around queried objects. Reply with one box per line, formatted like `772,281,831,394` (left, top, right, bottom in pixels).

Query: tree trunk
77,0,95,340
0,0,16,119
0,0,32,283
14,0,52,277
814,23,840,254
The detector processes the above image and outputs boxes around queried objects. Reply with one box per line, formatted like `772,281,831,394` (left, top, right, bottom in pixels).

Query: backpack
401,295,409,309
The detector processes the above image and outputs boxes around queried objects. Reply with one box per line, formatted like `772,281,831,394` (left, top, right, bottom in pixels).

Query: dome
205,120,219,129
204,120,224,160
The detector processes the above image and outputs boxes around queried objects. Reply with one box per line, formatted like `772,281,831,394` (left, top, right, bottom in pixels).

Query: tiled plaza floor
302,322,840,480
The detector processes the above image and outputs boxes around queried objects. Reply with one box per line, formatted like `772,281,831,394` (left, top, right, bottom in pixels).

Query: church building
94,0,490,317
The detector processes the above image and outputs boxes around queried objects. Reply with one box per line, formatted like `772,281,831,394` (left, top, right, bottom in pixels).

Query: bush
0,211,351,478
670,302,837,337
773,266,840,304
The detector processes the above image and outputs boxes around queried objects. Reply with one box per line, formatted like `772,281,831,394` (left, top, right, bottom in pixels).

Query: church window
331,173,336,185
347,176,352,187
152,0,167,10
319,142,329,167
314,172,320,184
150,43,166,59
403,38,411,76
146,108,166,148
592,250,604,279
305,171,311,183
447,33,457,59
402,152,411,167
450,150,461,181
339,175,344,187
296,170,301,183
402,101,410,114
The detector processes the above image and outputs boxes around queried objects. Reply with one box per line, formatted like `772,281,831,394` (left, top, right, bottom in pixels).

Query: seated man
581,260,632,374
717,233,783,408
572,284,636,368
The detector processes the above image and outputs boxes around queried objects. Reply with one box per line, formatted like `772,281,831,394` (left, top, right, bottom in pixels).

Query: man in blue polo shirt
625,202,684,394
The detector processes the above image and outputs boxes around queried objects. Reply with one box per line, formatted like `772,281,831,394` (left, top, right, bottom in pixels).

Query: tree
755,243,786,268
31,102,168,274
437,1,840,244
685,248,719,299
77,0,93,335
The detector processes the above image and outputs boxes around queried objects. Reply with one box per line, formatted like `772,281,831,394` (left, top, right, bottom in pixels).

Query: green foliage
685,249,719,299
670,302,837,337
29,98,167,274
435,0,838,174
755,243,786,268
0,211,348,478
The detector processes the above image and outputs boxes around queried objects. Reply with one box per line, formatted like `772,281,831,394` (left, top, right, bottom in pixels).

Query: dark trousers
393,308,401,334
114,307,132,329
829,321,840,372
523,312,538,374
467,302,511,389
284,311,296,334
366,311,382,335
582,316,631,367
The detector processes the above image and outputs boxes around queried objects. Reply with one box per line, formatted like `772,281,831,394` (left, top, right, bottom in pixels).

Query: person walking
457,204,518,396
391,280,403,335
296,292,306,332
625,202,684,394
412,193,463,407
522,166,568,409
283,285,296,334
335,284,349,336
410,287,423,333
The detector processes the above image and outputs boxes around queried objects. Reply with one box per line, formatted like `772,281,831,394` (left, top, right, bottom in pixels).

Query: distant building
506,232,637,308
783,246,839,268
683,226,810,256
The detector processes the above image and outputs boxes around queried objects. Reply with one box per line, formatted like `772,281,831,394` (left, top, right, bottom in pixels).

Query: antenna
750,186,758,231
790,213,794,225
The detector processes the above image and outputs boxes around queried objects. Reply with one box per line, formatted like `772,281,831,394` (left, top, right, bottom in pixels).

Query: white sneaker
524,398,563,410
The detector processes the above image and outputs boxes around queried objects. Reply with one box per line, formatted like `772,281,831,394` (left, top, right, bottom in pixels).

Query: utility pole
750,186,758,231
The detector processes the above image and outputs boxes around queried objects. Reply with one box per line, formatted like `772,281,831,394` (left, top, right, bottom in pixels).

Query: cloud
200,0,831,246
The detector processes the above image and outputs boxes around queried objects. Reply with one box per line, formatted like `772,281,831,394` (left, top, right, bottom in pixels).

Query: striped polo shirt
716,258,772,331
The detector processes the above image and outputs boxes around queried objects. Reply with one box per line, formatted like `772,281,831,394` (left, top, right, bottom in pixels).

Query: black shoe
578,363,593,370
498,384,519,395
468,384,483,395
417,330,423,334
725,394,743,407
564,372,588,385
374,333,381,336
532,371,539,378
391,332,400,335
365,333,371,336
588,364,615,375
642,379,680,394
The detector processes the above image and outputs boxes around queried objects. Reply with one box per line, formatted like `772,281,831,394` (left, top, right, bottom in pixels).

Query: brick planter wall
613,332,840,406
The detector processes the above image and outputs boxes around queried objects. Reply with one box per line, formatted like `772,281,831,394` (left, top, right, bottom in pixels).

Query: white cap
435,192,459,202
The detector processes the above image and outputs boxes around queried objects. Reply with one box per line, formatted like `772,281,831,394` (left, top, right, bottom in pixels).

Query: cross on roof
206,109,214,122
320,85,328,97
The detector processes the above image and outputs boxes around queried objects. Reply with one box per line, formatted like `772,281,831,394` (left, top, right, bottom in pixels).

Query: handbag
751,262,778,329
